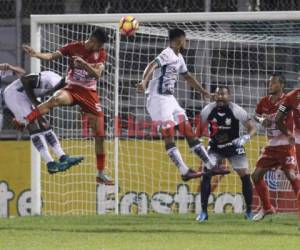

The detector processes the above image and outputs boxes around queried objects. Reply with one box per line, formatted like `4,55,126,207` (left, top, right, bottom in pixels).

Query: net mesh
37,19,300,215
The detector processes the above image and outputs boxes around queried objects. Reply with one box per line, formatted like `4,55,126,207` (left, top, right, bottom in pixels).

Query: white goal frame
30,11,300,215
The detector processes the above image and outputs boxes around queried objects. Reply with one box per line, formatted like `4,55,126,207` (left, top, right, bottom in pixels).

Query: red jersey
58,41,106,90
279,88,300,142
256,94,293,146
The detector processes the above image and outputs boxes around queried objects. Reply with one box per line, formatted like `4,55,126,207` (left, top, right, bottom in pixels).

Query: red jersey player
23,28,113,185
252,74,300,221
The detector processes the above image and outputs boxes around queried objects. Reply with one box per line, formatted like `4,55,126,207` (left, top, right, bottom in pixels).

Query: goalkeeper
197,85,256,222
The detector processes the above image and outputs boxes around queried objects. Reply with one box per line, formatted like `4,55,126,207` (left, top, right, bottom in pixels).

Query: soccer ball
119,16,139,36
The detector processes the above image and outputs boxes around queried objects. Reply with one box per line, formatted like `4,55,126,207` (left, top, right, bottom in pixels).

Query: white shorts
3,86,32,123
146,95,187,127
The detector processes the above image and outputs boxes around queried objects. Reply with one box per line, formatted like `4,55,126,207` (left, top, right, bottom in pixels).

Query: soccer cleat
96,172,114,185
196,211,208,222
205,166,230,176
253,206,276,221
60,155,84,170
181,169,204,182
244,211,254,220
47,161,62,174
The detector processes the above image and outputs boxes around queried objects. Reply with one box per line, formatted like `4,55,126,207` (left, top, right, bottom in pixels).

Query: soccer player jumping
23,28,113,184
137,28,229,181
3,71,84,173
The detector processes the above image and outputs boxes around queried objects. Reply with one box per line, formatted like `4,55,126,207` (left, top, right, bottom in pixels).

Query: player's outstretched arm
183,72,211,99
136,60,158,92
23,45,62,61
0,63,25,76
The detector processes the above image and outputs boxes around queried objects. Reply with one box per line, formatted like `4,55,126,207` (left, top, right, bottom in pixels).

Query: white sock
191,143,214,169
31,133,53,164
167,147,189,175
43,129,65,159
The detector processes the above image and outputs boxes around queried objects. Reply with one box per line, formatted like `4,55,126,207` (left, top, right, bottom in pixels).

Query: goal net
30,12,300,215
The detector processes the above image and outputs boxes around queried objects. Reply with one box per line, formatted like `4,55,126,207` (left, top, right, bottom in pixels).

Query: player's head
268,73,284,95
215,85,230,107
86,28,108,51
169,28,186,51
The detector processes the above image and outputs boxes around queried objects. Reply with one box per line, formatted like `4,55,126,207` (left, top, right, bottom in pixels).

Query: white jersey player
0,63,26,131
3,71,83,174
137,28,229,181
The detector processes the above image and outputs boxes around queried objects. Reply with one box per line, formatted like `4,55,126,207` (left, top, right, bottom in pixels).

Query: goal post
30,11,300,216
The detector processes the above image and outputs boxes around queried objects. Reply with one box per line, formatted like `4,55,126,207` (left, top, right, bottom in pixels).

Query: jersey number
95,103,102,112
236,147,245,155
285,156,296,165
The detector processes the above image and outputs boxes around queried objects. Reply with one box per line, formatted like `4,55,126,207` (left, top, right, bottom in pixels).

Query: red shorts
256,145,297,171
64,84,103,117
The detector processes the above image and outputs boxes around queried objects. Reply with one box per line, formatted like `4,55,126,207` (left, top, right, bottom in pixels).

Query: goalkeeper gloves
232,134,251,147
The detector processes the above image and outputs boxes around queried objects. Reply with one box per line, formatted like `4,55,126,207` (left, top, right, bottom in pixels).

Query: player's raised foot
206,166,230,176
196,211,208,222
181,169,203,182
47,161,62,174
244,211,253,220
253,206,276,221
60,155,84,170
96,172,114,185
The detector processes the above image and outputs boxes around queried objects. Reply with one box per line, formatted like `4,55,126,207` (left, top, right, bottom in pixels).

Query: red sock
290,178,300,196
96,153,105,171
26,108,41,123
255,179,272,210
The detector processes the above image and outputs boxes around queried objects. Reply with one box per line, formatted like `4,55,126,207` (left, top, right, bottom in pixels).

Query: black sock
241,174,253,213
200,174,212,213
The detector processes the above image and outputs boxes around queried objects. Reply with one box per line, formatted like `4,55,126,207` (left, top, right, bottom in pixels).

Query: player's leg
146,95,200,181
251,167,276,221
281,147,300,218
230,150,253,220
196,150,221,222
87,113,113,185
38,117,84,169
163,129,196,180
26,89,73,123
3,89,71,174
181,120,230,176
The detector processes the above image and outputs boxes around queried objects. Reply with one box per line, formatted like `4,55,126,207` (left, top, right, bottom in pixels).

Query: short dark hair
168,28,186,41
215,85,230,94
271,72,285,84
91,28,108,44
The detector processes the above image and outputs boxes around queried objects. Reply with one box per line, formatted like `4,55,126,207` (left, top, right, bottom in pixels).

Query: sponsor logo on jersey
225,118,231,125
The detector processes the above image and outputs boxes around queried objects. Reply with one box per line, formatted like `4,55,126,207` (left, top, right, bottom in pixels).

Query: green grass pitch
0,214,299,250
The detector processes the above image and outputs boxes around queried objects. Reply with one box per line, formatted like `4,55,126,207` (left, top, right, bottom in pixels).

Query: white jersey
146,47,188,96
4,71,62,98
3,71,62,123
